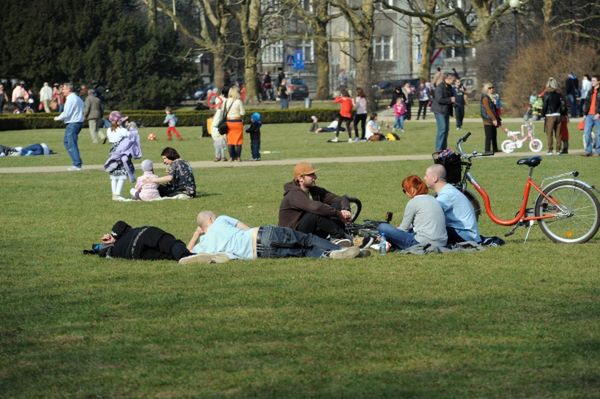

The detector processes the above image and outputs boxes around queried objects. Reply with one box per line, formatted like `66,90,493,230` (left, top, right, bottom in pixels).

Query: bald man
181,210,364,264
424,164,480,244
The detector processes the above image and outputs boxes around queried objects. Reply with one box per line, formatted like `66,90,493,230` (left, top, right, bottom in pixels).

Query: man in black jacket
278,162,352,243
582,74,600,156
93,220,194,261
431,73,456,151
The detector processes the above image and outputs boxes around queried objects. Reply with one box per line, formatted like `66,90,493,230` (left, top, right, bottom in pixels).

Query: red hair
402,175,428,197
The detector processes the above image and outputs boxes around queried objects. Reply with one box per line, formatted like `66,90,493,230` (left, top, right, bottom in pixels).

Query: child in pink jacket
131,159,161,201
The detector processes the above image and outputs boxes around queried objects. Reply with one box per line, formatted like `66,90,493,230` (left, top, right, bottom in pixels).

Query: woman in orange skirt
223,86,245,161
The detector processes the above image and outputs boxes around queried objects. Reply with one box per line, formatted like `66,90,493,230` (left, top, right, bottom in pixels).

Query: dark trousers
138,230,192,261
417,101,428,120
354,113,367,139
256,226,340,258
335,115,352,138
228,144,242,160
483,124,498,153
454,104,465,128
296,211,347,239
250,135,261,159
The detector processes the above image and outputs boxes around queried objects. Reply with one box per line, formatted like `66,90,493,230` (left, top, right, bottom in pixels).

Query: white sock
110,177,118,195
115,178,126,196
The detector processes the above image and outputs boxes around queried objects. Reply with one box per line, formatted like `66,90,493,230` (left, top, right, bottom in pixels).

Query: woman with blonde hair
377,175,447,250
224,86,246,161
480,82,501,153
541,77,566,155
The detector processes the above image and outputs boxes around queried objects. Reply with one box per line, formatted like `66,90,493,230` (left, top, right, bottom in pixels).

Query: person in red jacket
331,89,354,143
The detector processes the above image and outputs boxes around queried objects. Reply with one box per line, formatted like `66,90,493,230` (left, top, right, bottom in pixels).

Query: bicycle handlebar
456,132,494,159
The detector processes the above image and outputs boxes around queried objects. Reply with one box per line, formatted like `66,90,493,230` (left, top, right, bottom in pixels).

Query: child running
164,106,183,141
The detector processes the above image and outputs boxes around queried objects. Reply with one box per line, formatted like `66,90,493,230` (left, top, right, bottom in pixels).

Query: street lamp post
509,0,520,50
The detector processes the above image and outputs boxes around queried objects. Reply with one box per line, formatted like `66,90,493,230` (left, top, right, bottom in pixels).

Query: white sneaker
112,195,126,201
331,238,352,248
547,151,553,155
328,246,360,259
179,252,230,265
354,137,360,142
67,166,82,171
330,137,339,143
348,138,353,143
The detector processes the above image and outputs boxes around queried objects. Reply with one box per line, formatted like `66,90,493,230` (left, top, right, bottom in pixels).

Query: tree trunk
148,0,157,28
314,37,330,99
418,24,434,82
213,50,225,89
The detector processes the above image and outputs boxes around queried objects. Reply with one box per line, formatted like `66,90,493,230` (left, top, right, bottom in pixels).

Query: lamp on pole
509,0,520,50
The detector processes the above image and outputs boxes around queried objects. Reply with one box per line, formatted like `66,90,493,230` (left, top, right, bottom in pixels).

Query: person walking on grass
53,82,84,171
480,82,501,154
331,89,353,143
582,74,600,157
163,106,183,141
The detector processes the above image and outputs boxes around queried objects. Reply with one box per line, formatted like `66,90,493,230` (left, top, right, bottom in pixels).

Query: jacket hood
283,181,303,195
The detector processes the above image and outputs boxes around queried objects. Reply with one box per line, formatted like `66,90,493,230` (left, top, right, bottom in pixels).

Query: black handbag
217,101,233,135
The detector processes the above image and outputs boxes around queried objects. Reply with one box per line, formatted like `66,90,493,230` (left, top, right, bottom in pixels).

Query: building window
261,39,283,64
301,40,314,62
300,0,312,12
373,36,392,61
443,34,474,59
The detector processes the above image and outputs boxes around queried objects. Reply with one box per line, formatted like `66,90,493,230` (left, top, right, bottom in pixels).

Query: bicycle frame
464,169,558,226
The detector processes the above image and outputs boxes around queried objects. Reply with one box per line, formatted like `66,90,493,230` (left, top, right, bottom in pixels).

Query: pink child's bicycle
501,121,543,154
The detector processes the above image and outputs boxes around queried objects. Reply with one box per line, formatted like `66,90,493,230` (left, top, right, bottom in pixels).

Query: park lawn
0,117,587,167
1,122,599,398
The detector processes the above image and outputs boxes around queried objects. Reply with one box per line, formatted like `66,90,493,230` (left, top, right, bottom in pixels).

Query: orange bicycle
455,132,600,243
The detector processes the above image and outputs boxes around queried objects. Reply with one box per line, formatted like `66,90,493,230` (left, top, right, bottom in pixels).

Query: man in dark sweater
278,162,352,242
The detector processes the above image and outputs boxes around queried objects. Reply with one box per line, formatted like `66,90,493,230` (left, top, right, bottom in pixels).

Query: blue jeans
64,122,83,167
256,226,340,259
434,112,449,151
393,115,405,130
280,98,289,109
583,115,600,154
378,223,418,250
567,94,578,118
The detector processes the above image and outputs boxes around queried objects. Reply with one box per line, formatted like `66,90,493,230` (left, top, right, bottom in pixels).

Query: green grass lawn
1,120,599,398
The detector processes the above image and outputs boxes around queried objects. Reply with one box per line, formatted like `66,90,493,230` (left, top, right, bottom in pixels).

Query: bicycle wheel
529,139,543,152
535,181,600,243
345,196,362,222
463,189,481,220
501,140,516,153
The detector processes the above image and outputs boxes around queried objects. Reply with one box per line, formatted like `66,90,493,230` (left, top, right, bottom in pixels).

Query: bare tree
284,0,342,99
330,0,376,109
140,0,232,88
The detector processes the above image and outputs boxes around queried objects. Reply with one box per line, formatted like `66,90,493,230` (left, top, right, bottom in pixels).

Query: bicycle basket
432,149,462,184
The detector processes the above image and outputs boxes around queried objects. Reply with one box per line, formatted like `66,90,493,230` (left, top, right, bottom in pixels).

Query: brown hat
293,162,318,179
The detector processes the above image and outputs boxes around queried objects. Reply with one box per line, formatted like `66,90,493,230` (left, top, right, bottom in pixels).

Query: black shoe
102,137,107,144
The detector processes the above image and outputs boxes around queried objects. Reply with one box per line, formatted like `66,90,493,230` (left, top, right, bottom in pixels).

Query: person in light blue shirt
183,211,363,263
424,164,481,244
54,82,85,170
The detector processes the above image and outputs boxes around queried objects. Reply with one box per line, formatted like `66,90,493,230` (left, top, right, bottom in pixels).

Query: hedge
0,109,339,131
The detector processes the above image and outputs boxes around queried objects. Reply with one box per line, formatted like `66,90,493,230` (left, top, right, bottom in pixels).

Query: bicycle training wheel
501,140,516,153
535,181,600,243
529,139,543,152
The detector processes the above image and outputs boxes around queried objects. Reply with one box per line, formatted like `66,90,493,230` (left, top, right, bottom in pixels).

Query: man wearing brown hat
278,162,352,244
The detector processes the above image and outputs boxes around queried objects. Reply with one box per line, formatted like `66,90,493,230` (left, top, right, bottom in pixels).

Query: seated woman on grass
152,147,197,199
377,175,447,250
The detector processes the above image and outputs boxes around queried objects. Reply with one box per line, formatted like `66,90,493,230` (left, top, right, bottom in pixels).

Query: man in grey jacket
84,88,105,144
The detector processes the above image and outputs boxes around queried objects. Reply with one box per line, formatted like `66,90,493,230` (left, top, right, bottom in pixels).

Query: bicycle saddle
517,156,542,167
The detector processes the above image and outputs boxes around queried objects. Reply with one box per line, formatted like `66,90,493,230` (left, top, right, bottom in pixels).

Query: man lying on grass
181,210,368,264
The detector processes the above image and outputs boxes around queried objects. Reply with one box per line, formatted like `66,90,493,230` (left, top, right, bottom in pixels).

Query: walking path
0,150,578,174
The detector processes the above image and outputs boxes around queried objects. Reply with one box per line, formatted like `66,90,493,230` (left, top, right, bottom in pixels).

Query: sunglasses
488,87,495,90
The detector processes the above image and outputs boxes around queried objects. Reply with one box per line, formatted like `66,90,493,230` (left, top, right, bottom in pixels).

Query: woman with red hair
377,175,447,250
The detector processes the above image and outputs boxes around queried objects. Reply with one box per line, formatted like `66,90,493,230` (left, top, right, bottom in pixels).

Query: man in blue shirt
424,164,481,244
180,210,363,264
54,82,85,170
